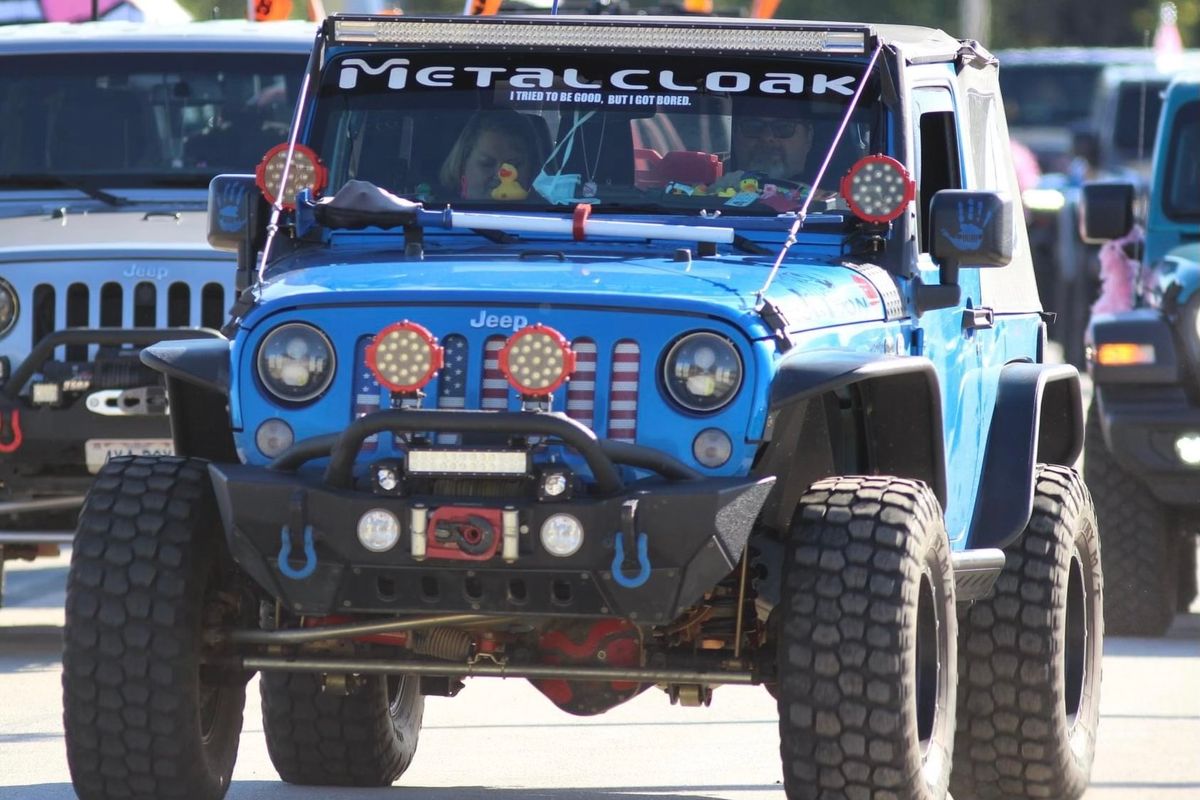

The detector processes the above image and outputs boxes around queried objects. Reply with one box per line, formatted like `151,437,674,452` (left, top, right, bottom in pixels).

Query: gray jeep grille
32,280,226,359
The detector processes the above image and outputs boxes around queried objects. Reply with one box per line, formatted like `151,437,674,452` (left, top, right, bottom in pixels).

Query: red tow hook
0,408,22,454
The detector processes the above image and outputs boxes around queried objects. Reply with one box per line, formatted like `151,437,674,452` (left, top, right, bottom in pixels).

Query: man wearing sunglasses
708,113,815,200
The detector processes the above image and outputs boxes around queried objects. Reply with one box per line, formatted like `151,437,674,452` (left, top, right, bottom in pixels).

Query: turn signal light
1094,343,1155,366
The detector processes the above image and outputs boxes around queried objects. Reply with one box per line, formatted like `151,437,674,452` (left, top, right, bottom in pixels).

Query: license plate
84,439,175,474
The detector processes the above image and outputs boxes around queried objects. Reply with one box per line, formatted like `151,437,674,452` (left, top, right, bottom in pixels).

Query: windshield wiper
0,174,132,207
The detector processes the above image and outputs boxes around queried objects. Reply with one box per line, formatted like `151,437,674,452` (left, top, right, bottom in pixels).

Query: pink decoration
1091,225,1146,316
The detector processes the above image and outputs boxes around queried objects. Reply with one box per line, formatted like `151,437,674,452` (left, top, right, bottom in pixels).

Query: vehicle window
913,88,962,252
1112,80,1168,156
310,52,881,216
0,52,307,187
965,90,1010,192
999,64,1102,128
1164,101,1200,221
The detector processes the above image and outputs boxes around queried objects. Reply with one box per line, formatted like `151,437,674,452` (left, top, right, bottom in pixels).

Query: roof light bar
332,18,866,54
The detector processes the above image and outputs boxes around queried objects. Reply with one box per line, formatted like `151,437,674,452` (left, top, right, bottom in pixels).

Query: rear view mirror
1078,182,1134,244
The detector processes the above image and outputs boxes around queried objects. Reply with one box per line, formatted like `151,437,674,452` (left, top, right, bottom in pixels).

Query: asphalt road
1,549,1197,800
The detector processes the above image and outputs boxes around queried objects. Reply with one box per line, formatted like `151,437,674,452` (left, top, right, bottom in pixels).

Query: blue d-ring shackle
277,524,317,580
611,532,651,588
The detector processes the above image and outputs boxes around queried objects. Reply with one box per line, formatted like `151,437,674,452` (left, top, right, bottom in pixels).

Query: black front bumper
1097,387,1200,507
210,410,774,623
0,328,219,488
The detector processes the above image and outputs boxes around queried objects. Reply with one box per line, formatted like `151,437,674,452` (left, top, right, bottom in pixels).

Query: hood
248,249,896,338
0,209,212,253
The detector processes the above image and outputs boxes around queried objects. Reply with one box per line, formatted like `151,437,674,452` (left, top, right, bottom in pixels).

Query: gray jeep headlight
256,323,335,403
0,278,17,337
663,332,742,412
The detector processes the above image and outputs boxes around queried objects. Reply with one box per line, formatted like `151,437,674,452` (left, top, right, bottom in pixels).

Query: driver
708,113,814,195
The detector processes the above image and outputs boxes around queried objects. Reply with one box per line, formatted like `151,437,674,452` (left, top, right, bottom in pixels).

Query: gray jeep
0,20,312,602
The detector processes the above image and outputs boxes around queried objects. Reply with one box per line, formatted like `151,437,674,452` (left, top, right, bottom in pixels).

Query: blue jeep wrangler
61,14,1102,800
0,21,311,601
1081,73,1200,636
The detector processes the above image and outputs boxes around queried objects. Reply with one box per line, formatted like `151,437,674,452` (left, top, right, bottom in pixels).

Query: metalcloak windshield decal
330,55,862,105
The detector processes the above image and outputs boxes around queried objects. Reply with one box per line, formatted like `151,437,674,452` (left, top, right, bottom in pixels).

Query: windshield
309,51,880,216
1164,101,1200,222
0,52,307,188
999,64,1102,128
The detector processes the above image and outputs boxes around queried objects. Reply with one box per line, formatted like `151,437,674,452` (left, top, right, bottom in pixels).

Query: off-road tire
952,465,1102,800
778,476,956,800
1083,404,1175,635
261,671,424,786
63,456,246,800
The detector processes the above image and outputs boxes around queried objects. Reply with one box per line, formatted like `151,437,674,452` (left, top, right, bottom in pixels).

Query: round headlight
256,323,336,403
357,509,401,552
540,513,584,557
663,332,742,412
0,278,17,337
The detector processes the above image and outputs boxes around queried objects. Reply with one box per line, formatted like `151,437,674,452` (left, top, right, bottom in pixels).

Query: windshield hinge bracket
758,299,795,352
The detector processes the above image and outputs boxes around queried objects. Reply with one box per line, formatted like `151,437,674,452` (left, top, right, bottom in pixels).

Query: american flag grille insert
566,338,597,430
607,340,640,443
350,330,642,443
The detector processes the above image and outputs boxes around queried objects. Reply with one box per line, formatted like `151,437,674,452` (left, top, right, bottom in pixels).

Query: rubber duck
490,163,528,201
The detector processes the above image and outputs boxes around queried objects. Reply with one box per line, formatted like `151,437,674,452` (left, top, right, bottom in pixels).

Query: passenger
439,110,545,200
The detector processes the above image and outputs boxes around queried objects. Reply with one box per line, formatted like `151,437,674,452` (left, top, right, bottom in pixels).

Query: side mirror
1078,181,1134,244
931,190,1014,276
208,174,266,291
207,174,257,252
916,191,1013,315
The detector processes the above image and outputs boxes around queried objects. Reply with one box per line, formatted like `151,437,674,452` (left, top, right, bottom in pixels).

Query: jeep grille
353,332,641,444
32,280,226,358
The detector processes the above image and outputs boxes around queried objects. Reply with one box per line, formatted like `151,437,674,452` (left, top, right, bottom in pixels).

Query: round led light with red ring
840,155,916,224
255,142,328,210
365,321,444,393
499,324,577,397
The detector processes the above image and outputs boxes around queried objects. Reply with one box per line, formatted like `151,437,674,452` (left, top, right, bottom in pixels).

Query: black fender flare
140,338,237,461
752,350,946,532
965,362,1084,550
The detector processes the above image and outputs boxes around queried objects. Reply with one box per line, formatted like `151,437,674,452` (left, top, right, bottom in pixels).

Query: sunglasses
737,119,802,139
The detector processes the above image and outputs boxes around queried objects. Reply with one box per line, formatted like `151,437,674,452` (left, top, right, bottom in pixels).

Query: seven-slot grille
31,279,227,360
353,331,640,443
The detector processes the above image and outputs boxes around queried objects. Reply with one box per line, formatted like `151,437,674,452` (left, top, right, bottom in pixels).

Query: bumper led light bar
406,449,529,476
366,321,444,393
500,324,577,397
333,19,867,54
